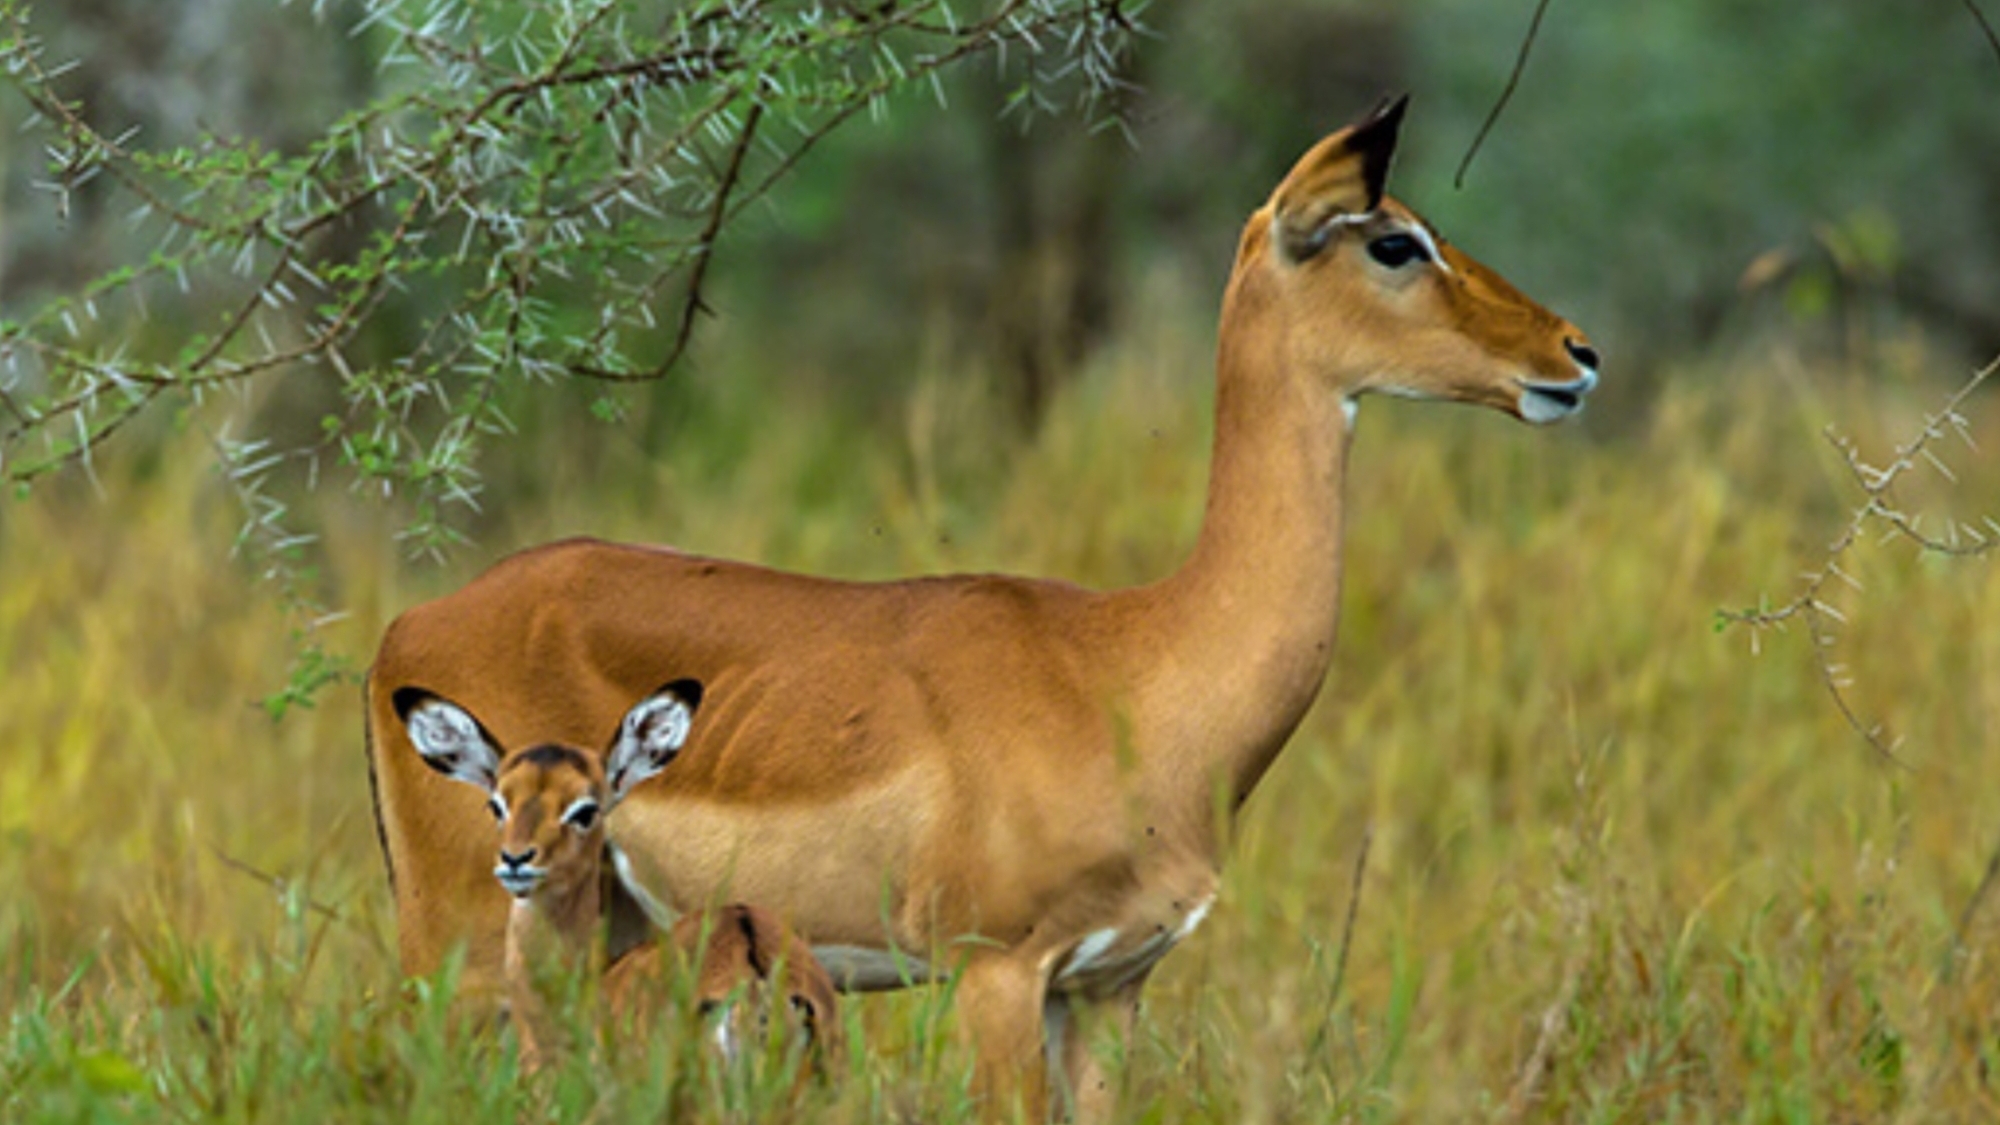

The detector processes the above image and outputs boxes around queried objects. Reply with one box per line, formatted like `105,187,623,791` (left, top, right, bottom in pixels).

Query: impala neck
1139,237,1353,817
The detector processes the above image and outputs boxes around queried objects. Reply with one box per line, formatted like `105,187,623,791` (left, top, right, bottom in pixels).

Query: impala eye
485,797,505,822
1366,232,1430,269
564,800,600,832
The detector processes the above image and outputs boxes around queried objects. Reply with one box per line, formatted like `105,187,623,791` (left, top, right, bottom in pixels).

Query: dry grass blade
1305,825,1372,1061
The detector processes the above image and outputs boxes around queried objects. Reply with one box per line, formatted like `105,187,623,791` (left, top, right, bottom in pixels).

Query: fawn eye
563,799,600,832
485,797,505,822
1366,232,1430,269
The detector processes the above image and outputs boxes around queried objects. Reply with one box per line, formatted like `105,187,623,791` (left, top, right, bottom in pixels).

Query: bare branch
1455,0,1556,190
1962,0,2000,72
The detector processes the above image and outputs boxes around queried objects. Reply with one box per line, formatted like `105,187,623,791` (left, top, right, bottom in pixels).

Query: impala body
367,97,1597,1119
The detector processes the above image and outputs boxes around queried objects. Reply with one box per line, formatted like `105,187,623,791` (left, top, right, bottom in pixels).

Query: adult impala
366,97,1598,1119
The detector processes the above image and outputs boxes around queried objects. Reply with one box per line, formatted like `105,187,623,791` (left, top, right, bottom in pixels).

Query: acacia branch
1720,355,1999,761
0,0,1144,708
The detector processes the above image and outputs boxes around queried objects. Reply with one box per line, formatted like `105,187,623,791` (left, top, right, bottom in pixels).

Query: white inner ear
628,694,693,756
407,700,498,789
606,691,694,801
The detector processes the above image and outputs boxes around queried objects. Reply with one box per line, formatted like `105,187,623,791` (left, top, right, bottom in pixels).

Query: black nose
498,847,536,869
1565,338,1601,372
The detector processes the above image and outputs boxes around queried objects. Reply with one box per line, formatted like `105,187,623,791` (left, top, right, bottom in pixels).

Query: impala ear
605,680,702,801
1347,94,1407,211
395,688,502,793
1270,94,1409,262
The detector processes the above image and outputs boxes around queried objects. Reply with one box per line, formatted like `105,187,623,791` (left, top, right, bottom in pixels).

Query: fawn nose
498,846,537,870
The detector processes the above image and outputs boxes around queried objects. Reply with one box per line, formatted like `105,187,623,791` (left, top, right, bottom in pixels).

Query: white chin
1518,367,1596,424
1519,388,1582,424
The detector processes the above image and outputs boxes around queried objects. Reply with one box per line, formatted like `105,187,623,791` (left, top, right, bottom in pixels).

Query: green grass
4,312,2000,1121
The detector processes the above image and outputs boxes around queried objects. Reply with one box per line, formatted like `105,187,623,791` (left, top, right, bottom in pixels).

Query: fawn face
397,682,703,902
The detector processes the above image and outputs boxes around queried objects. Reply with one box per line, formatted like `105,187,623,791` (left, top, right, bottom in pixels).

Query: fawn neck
506,854,606,972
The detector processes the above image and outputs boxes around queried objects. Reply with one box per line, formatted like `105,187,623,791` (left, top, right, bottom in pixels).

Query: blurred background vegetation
4,0,2000,1120
7,0,1998,460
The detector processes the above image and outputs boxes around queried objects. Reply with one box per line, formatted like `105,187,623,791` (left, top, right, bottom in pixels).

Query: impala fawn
397,682,839,1076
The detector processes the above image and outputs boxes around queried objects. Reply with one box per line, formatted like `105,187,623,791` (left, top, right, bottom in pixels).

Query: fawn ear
1270,94,1408,261
605,680,702,801
788,991,824,1039
395,688,502,793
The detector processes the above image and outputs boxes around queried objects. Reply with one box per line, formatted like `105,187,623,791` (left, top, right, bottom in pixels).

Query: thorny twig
1720,355,1999,764
0,0,1145,710
1,0,1141,477
209,845,347,924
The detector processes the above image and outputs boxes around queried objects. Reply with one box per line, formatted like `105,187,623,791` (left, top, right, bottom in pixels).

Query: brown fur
366,98,1595,1120
596,905,843,1086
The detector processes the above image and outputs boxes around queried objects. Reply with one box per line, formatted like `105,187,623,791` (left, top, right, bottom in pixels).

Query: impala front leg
956,951,1053,1122
1046,979,1146,1125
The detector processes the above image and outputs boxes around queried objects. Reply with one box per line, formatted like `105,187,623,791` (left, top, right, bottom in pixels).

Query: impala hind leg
955,952,1052,1122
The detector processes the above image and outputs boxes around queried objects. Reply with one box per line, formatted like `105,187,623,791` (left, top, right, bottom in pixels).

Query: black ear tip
661,678,704,711
1352,92,1409,140
392,685,437,723
1346,93,1409,210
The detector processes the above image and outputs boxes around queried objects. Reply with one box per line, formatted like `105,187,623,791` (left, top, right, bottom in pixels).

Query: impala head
396,682,702,901
676,904,840,1072
1247,95,1598,423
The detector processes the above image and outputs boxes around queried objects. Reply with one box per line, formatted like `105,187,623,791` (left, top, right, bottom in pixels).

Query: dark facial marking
509,744,594,775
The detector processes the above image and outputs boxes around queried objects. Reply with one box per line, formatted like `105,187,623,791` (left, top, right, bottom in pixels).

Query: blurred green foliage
695,0,2000,407
6,0,1996,509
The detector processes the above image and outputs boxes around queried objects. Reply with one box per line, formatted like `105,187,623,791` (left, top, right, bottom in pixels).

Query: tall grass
3,310,1998,1120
